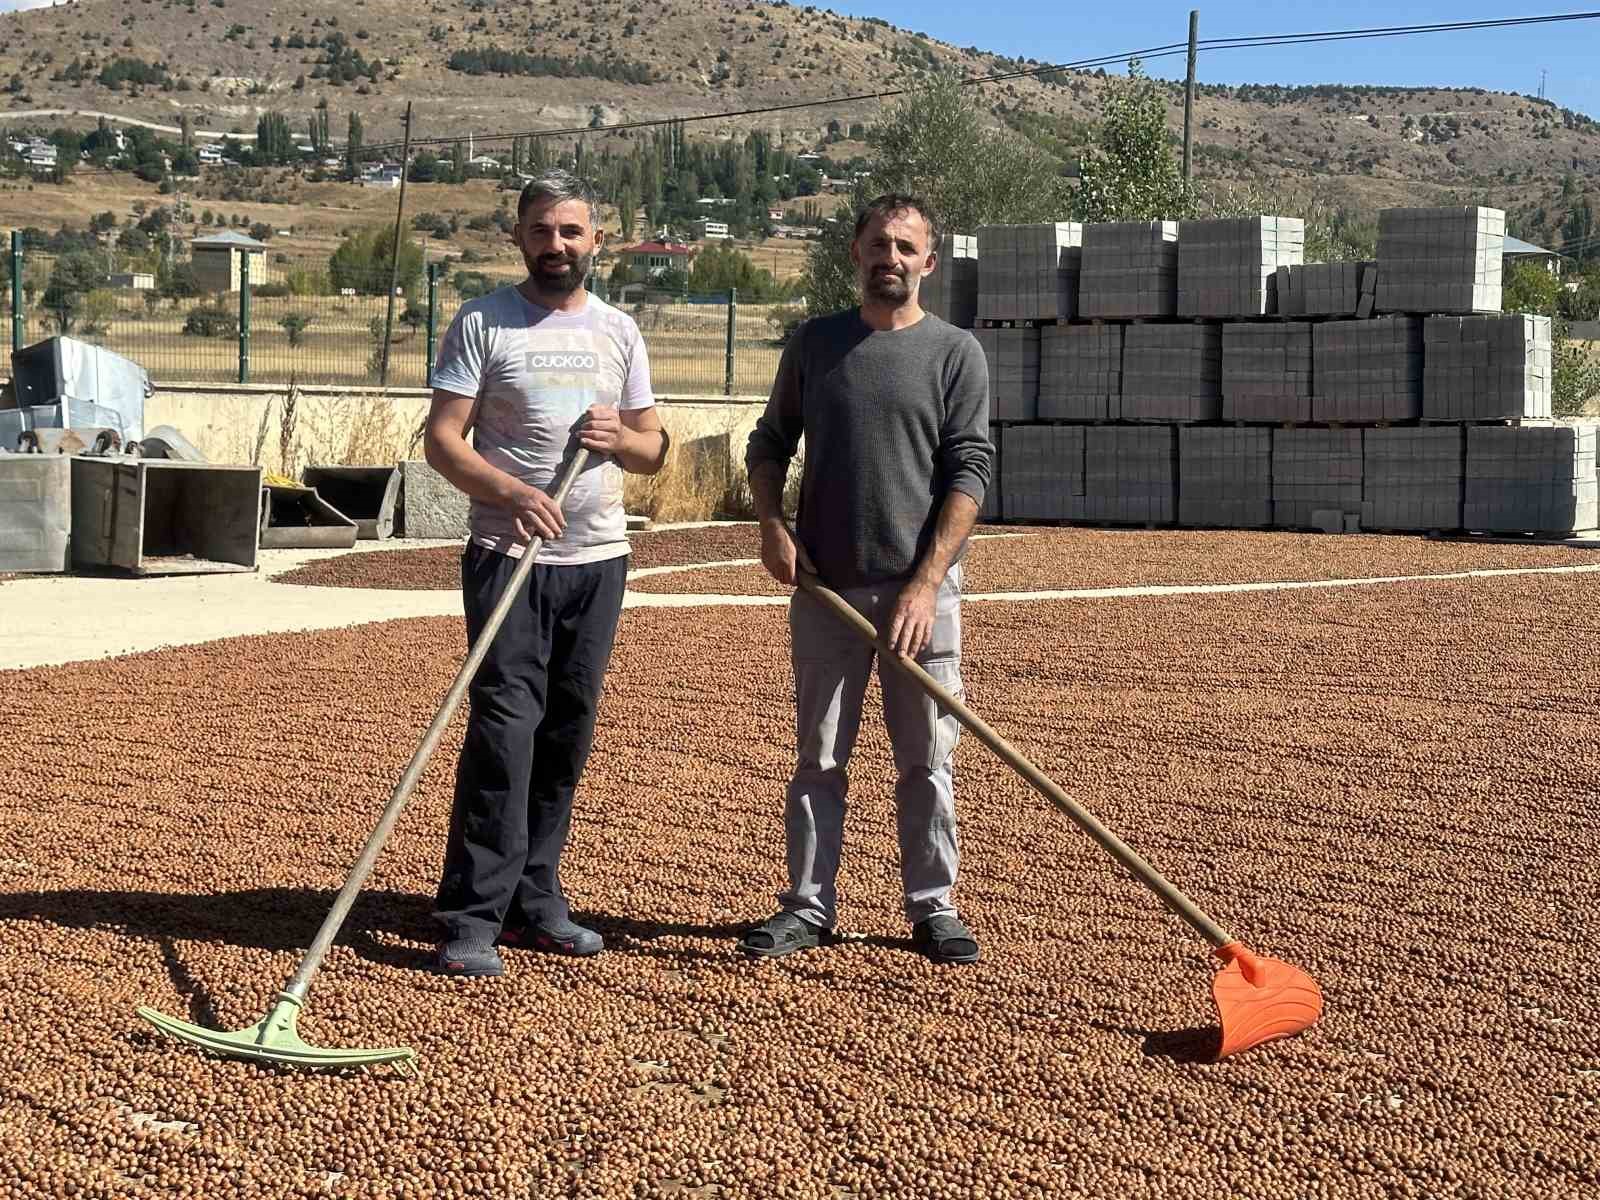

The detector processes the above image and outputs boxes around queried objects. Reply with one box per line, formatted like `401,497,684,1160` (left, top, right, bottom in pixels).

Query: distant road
0,108,256,141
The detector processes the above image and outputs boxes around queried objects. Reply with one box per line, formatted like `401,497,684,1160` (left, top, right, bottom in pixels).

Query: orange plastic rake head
1211,943,1324,1058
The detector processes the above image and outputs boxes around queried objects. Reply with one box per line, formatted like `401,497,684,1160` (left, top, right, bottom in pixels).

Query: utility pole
1539,68,1547,100
1182,9,1199,185
379,101,412,389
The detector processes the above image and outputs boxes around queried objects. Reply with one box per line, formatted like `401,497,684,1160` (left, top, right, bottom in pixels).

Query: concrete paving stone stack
1120,323,1222,422
1311,317,1424,423
1038,324,1123,421
1078,221,1180,318
1083,426,1176,524
1362,427,1465,531
1422,314,1552,422
1272,428,1363,530
1464,425,1598,533
1178,427,1272,527
1000,424,1086,521
1278,262,1376,317
1177,216,1305,318
1375,206,1504,314
1222,322,1313,422
921,234,979,328
977,223,1083,321
974,326,1041,422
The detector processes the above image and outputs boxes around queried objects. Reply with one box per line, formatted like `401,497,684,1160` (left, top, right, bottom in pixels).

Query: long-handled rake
137,449,592,1073
795,567,1323,1059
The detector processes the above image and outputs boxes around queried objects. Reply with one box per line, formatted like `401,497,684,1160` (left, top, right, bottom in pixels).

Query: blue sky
824,1,1600,118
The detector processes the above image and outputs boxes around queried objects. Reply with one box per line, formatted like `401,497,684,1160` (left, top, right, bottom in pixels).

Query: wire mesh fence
3,237,791,397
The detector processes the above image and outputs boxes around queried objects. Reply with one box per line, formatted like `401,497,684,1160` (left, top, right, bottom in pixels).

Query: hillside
0,0,1597,246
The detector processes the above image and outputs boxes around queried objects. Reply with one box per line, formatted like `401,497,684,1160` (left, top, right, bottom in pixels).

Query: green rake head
137,993,417,1076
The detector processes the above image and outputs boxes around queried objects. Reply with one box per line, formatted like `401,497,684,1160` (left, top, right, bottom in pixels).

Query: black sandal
912,915,980,965
739,911,825,958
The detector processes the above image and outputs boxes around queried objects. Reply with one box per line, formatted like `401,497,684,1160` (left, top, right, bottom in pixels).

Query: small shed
1503,235,1565,277
190,230,268,293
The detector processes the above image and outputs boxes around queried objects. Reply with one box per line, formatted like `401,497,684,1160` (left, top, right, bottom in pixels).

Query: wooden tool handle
794,569,1236,950
283,448,591,1000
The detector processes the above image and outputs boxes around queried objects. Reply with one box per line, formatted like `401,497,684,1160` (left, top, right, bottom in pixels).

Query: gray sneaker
501,916,604,957
435,936,504,978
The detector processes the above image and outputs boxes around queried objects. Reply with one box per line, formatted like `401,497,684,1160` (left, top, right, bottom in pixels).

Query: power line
355,10,1600,157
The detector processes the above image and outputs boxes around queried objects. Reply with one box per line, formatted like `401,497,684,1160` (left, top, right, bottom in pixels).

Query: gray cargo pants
779,565,964,929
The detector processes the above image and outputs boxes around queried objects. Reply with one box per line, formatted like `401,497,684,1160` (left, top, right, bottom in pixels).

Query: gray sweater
746,309,992,589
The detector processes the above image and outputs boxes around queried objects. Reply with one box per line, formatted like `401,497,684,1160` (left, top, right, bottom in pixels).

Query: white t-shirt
432,286,654,564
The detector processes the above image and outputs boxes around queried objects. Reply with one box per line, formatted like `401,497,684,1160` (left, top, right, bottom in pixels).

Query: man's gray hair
516,167,600,227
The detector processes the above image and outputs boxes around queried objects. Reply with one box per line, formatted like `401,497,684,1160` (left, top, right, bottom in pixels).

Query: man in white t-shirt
424,168,667,977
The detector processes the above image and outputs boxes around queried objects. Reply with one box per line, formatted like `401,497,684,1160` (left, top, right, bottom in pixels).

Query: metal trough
300,465,399,540
71,458,262,576
260,482,358,550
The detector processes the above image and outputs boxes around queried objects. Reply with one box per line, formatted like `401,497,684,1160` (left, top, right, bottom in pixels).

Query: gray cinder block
1177,216,1305,318
1375,206,1504,314
400,458,472,539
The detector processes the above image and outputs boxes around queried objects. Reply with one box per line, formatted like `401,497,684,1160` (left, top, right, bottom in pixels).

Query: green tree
329,226,424,295
1073,61,1189,222
255,112,294,165
802,75,1071,314
278,312,314,346
687,242,787,301
1504,260,1600,417
41,252,103,333
345,111,364,177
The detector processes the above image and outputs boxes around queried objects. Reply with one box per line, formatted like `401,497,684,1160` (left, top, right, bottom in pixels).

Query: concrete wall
147,382,768,478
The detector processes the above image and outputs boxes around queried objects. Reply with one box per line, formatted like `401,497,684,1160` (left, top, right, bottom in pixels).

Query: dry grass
624,420,803,523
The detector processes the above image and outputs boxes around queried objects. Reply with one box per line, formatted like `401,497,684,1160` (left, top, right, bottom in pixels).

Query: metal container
10,336,151,442
71,457,261,575
301,465,400,540
0,408,26,452
0,454,70,572
259,483,358,550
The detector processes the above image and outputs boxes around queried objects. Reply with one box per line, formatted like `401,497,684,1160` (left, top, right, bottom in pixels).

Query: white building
695,219,731,241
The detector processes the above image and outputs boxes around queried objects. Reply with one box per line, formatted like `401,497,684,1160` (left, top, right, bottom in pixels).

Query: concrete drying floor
1,527,1598,1197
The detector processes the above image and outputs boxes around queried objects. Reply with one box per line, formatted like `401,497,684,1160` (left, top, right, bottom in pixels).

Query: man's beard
862,266,910,302
522,246,592,296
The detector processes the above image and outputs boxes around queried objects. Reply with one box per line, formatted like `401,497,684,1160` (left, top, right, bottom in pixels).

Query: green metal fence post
237,249,251,385
425,261,440,386
10,230,22,355
724,287,737,396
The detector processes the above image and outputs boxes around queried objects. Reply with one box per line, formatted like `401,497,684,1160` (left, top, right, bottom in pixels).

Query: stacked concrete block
1464,425,1598,533
1278,262,1377,317
1000,424,1086,521
1311,317,1424,423
974,327,1041,422
1120,323,1222,422
1038,324,1122,421
1422,314,1552,422
976,223,1083,321
1362,427,1465,532
1375,206,1504,314
921,234,979,328
1272,428,1363,530
1222,322,1313,423
1083,426,1176,524
1177,216,1305,318
1178,427,1272,527
1079,221,1180,318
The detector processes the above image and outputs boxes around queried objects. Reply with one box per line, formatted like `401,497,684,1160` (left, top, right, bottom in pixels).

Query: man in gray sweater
742,193,992,964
